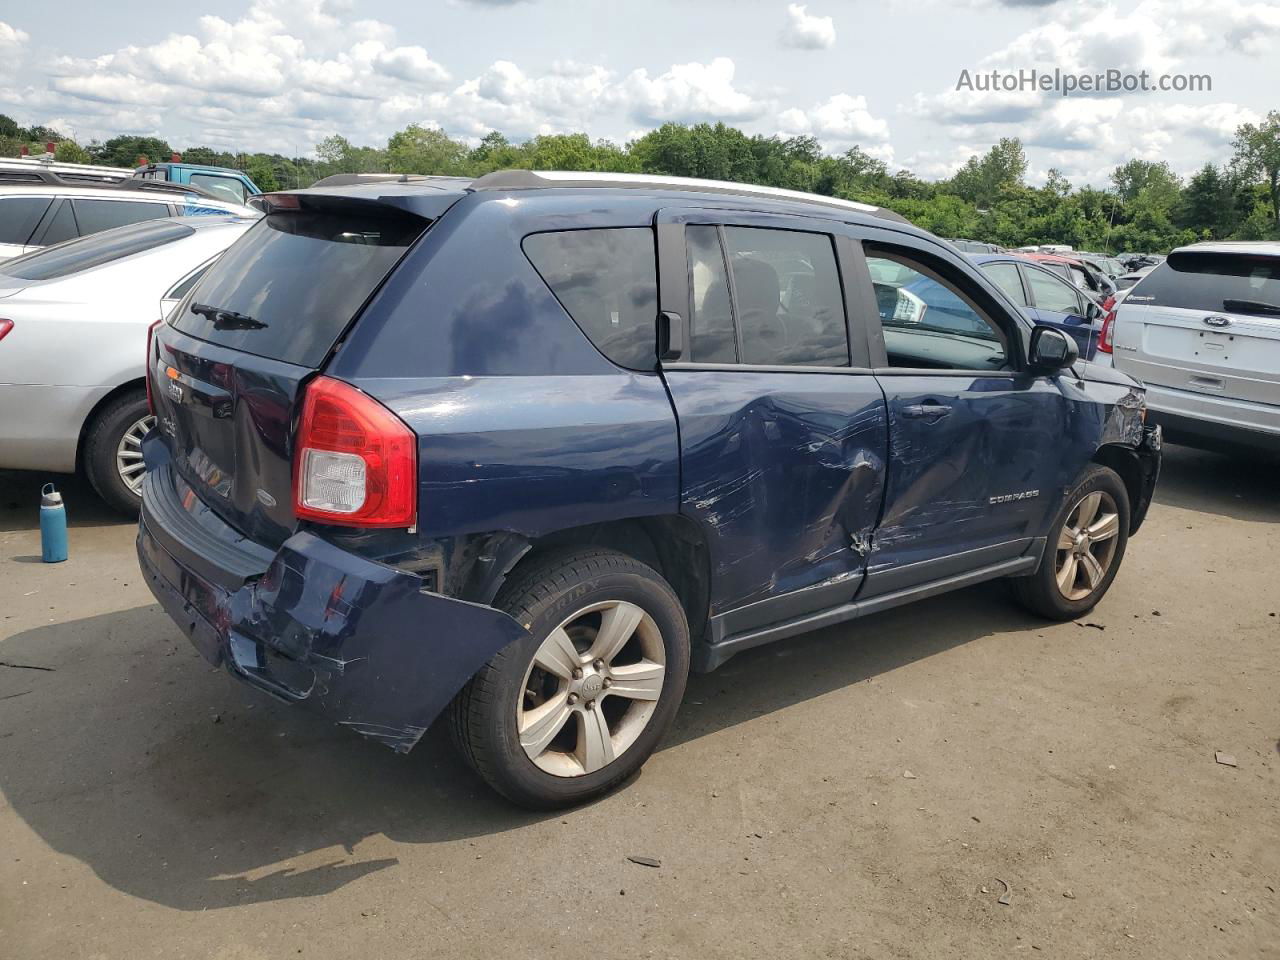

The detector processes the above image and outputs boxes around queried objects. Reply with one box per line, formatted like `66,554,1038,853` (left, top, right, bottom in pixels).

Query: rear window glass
0,196,53,245
523,228,658,369
1130,252,1280,315
0,219,194,281
173,209,426,367
71,199,169,236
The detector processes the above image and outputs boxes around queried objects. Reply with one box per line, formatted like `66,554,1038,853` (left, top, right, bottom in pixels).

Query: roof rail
468,169,905,223
0,166,226,203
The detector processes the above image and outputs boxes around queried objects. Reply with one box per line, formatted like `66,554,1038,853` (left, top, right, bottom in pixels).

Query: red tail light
1098,296,1116,355
0,319,12,342
145,318,163,413
293,376,417,528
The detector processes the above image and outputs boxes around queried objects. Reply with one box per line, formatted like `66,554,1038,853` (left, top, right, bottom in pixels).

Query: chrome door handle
902,403,952,421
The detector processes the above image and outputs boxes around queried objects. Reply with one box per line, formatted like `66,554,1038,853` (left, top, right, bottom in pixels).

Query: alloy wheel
1054,490,1121,601
516,600,667,777
116,415,156,496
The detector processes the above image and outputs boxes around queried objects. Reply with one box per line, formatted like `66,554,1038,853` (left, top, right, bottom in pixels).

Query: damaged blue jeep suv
138,170,1161,808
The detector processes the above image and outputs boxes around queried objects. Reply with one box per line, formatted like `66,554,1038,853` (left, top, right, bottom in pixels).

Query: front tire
83,390,154,517
449,548,690,809
1013,464,1130,620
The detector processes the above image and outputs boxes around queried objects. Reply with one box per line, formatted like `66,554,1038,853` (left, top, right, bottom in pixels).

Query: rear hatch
1114,248,1280,404
149,194,434,547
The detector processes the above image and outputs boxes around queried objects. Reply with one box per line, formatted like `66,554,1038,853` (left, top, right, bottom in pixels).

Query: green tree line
5,111,1279,253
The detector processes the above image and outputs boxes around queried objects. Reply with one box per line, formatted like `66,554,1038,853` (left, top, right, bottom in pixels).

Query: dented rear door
655,208,888,630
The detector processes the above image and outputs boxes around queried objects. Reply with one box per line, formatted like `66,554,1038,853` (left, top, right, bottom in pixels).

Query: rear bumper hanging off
137,455,527,753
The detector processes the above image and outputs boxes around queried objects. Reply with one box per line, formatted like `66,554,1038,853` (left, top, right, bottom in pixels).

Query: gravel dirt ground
0,444,1276,960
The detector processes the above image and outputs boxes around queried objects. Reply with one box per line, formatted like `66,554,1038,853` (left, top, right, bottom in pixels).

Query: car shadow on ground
0,585,1018,912
1152,443,1280,524
0,441,1269,910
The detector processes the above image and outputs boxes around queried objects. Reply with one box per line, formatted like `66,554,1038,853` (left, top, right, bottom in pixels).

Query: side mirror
1085,301,1103,322
1029,325,1079,373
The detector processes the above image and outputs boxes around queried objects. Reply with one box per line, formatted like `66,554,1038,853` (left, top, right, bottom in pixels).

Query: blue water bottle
40,483,68,563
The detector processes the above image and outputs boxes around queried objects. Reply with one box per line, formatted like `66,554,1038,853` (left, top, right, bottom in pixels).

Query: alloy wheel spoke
1087,512,1120,542
1057,554,1079,594
588,601,644,665
533,627,581,680
605,659,665,701
519,694,573,757
118,461,146,477
1079,551,1105,589
1057,526,1077,551
1075,492,1102,529
577,708,615,773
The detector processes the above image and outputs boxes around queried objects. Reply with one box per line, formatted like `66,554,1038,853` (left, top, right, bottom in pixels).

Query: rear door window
686,224,738,363
722,226,848,367
1,219,194,281
173,208,427,368
71,199,170,236
982,262,1027,305
1026,266,1081,314
522,228,658,370
0,197,53,245
683,224,849,367
1130,252,1280,315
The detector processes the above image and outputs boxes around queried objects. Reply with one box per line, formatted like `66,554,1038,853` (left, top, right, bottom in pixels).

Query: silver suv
1113,241,1280,453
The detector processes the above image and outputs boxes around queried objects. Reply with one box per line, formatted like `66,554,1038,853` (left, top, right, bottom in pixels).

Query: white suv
0,179,256,260
1112,241,1280,453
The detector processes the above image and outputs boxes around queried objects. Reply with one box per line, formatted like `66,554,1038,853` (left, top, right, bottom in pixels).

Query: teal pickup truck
133,162,261,205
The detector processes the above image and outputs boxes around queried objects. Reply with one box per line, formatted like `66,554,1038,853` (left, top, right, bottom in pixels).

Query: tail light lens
0,319,12,342
1098,297,1116,355
293,376,417,528
145,318,163,413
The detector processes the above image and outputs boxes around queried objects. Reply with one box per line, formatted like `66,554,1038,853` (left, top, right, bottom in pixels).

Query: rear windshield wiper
190,302,268,330
1222,298,1280,317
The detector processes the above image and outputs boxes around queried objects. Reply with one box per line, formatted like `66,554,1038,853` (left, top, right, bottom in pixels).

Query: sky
1,0,1276,188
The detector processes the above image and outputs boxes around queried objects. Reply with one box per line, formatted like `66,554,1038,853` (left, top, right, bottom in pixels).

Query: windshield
1128,251,1280,315
0,219,194,281
171,207,428,367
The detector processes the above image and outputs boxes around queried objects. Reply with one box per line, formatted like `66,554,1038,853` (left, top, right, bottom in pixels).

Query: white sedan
0,215,255,512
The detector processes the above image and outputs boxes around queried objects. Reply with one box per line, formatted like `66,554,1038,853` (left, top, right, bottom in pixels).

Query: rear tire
1013,464,1130,620
83,390,154,517
449,548,690,810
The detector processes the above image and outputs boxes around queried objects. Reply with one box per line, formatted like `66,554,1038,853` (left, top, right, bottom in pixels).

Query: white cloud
778,94,891,157
0,20,29,81
779,4,836,50
614,58,764,125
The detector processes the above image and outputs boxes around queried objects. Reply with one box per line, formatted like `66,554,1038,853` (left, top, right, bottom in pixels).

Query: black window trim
854,235,1033,376
655,206,866,372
